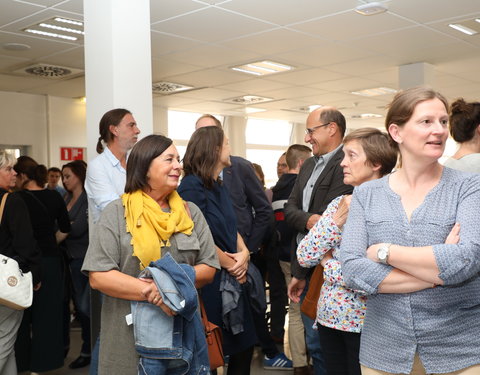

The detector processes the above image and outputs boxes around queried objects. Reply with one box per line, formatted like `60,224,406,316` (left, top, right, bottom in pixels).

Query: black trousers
317,324,361,375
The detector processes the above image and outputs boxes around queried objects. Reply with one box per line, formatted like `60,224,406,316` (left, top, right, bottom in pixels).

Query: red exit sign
60,147,85,161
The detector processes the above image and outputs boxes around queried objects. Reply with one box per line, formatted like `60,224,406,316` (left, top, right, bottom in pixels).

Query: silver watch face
378,248,388,261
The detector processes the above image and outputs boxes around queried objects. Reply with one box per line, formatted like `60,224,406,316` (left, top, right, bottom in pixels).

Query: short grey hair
0,151,16,169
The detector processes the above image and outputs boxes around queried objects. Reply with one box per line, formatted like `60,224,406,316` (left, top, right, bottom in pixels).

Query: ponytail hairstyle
449,98,480,143
14,156,48,188
96,108,132,153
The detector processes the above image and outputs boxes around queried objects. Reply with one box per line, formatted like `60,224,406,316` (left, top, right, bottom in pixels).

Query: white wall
0,91,48,163
48,96,86,168
0,91,87,168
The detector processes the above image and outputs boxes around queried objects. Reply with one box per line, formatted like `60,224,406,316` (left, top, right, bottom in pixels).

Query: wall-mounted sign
60,147,85,161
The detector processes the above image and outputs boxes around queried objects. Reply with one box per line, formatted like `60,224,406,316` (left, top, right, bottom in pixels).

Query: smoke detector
152,81,194,95
14,63,83,79
355,2,388,16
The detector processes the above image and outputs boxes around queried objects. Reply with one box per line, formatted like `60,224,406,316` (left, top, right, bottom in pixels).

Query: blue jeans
300,287,326,375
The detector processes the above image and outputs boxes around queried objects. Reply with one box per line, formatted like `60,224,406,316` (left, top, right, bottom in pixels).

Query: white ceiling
1,0,480,127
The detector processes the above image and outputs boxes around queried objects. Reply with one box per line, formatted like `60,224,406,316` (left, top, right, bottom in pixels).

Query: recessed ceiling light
448,23,478,35
55,17,83,26
3,43,31,51
245,107,266,114
39,23,84,35
355,2,388,16
231,60,294,76
24,28,78,40
22,17,83,42
351,87,397,97
475,19,480,23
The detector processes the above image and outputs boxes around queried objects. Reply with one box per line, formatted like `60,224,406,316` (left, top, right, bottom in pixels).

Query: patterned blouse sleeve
297,196,343,268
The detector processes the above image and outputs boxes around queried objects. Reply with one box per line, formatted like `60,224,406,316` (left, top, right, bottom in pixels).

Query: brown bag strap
199,297,209,329
0,193,9,223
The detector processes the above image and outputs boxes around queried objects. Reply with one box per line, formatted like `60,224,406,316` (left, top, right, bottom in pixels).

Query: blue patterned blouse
340,167,480,374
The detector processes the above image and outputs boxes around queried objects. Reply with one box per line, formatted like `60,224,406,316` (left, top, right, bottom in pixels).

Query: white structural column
399,62,435,90
84,0,153,162
224,116,247,157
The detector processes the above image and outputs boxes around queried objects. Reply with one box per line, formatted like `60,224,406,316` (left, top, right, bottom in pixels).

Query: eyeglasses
305,122,330,135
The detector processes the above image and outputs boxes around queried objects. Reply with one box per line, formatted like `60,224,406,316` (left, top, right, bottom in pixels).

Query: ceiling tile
177,87,245,101
152,58,203,81
256,86,321,100
265,68,348,86
150,0,207,23
151,31,203,58
389,0,480,24
351,26,457,59
217,78,290,94
221,28,320,55
167,67,249,87
0,53,30,70
151,7,274,43
291,11,415,41
219,0,357,26
0,0,44,27
165,44,258,68
276,40,375,68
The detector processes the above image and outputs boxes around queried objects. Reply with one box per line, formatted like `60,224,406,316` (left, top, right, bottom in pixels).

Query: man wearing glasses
284,107,353,375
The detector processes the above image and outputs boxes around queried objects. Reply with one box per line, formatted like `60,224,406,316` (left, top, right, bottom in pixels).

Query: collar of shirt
104,146,129,171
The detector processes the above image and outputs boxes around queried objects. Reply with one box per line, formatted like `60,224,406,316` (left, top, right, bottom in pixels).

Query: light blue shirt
85,147,126,224
340,167,480,373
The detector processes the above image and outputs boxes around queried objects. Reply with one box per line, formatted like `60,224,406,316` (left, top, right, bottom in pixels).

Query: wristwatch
377,243,391,264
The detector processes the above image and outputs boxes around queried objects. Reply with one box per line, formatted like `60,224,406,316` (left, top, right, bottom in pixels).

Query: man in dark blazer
284,106,353,375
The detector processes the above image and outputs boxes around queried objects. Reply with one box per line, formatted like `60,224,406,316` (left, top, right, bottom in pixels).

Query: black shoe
69,355,91,369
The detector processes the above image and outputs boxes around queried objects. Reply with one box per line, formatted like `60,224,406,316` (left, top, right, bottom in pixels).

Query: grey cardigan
340,167,480,374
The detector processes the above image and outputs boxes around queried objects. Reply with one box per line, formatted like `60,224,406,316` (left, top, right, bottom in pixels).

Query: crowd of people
1,86,480,375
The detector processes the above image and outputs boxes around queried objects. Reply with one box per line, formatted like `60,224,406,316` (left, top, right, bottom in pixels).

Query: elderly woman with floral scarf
82,135,219,375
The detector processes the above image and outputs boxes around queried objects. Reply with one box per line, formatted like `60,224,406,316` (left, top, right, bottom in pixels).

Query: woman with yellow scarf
82,135,219,375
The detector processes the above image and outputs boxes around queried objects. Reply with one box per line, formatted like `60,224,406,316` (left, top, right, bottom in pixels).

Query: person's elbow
89,271,105,291
194,265,217,288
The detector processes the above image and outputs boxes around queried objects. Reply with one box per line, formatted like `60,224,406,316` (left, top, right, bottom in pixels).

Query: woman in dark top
61,160,91,369
13,156,71,373
178,126,255,375
0,151,41,374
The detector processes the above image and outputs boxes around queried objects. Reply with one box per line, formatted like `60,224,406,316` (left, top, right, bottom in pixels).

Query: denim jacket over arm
131,253,210,375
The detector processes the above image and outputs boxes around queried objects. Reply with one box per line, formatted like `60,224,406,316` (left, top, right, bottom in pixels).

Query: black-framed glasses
305,122,330,135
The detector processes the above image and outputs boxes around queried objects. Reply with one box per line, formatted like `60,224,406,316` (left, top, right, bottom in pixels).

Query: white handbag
0,193,33,310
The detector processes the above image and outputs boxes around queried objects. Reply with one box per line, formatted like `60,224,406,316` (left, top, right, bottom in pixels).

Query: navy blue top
178,175,237,253
178,174,256,355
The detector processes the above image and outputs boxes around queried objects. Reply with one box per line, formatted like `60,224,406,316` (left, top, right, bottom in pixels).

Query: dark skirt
201,271,256,356
15,256,65,372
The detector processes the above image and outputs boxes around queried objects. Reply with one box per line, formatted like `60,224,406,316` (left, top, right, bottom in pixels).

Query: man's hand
306,214,321,230
287,277,306,303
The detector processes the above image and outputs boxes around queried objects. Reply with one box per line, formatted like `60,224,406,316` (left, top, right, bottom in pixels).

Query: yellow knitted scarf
122,190,194,269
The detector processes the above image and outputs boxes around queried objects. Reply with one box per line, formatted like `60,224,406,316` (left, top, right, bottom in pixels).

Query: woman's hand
320,250,333,267
226,249,250,281
333,195,352,229
445,223,460,244
139,278,175,317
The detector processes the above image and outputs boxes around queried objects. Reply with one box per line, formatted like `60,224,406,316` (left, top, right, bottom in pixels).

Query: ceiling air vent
14,63,83,79
223,95,273,105
152,81,194,95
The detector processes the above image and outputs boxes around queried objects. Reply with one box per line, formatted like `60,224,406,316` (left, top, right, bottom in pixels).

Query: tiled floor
20,328,293,375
